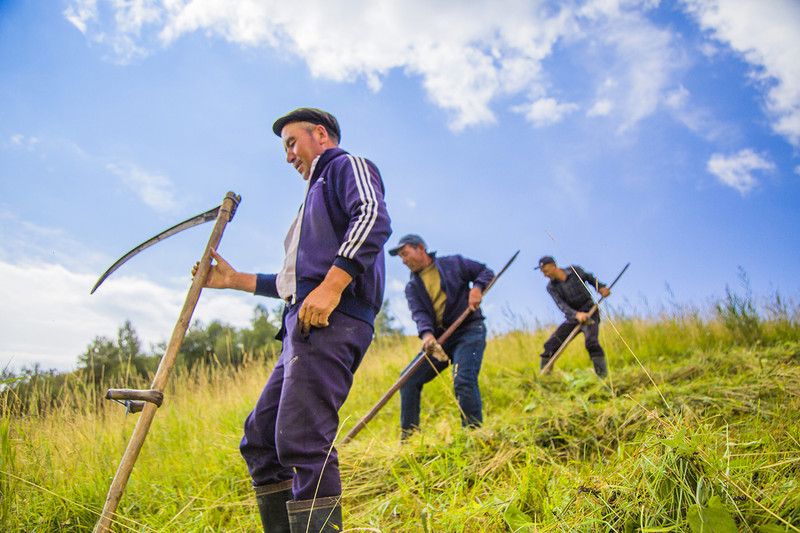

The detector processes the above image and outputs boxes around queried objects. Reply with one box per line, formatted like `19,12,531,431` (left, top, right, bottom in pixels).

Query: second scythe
340,250,520,445
91,191,241,533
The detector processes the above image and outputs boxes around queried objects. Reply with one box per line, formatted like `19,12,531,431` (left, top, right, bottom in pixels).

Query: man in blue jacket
536,255,610,377
389,234,494,439
195,108,391,533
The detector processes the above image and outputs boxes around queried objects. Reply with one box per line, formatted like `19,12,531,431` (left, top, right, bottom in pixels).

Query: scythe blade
91,204,224,294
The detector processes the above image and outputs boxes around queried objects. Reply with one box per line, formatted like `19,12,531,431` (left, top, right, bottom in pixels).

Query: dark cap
534,255,556,270
272,107,341,141
388,234,426,256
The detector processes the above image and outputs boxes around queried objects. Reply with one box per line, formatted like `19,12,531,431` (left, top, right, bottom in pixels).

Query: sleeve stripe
338,155,379,259
345,155,379,258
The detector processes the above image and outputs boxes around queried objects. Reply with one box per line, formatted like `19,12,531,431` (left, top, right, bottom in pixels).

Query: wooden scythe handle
94,191,240,533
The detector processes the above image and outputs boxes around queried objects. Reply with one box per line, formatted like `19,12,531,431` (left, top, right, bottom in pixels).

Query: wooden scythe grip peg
105,389,164,407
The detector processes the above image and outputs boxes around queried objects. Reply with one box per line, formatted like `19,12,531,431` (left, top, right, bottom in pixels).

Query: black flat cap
272,107,341,141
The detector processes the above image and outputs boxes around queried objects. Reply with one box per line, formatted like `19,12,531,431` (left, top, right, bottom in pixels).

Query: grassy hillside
2,302,799,532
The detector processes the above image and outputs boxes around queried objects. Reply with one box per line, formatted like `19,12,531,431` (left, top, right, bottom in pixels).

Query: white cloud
706,148,774,195
63,0,686,132
0,259,255,372
0,213,256,372
513,97,579,127
65,0,799,145
62,0,95,35
106,162,179,213
587,99,613,117
385,277,414,333
683,0,800,146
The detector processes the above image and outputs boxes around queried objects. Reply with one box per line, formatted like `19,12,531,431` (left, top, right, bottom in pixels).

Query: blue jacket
405,254,494,339
255,147,392,325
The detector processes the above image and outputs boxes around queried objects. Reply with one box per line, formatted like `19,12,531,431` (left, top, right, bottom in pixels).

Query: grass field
2,298,799,532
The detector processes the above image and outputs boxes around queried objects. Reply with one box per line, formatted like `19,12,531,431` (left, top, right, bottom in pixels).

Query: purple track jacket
254,147,392,325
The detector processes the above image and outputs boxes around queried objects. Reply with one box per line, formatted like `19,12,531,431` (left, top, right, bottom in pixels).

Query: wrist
320,265,353,294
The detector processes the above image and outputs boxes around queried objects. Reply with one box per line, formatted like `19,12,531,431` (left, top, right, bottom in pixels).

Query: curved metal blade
90,205,221,294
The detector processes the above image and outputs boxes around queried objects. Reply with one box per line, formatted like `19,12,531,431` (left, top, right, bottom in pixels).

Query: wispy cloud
106,162,178,213
683,0,800,146
664,85,728,141
582,9,682,133
8,134,40,151
707,148,774,195
5,132,178,213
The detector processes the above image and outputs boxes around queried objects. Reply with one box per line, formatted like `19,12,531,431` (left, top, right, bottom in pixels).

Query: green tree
374,299,404,338
240,304,281,360
77,321,154,383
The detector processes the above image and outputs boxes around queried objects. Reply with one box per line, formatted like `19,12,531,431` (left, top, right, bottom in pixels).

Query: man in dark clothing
389,234,494,439
194,108,391,533
536,255,610,377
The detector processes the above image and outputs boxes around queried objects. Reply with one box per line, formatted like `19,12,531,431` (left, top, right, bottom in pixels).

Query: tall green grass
2,293,799,532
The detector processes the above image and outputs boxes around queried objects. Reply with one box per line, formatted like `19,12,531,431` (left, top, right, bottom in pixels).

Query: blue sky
2,0,799,372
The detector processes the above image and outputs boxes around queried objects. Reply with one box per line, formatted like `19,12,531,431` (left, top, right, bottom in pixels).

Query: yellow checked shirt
418,262,447,329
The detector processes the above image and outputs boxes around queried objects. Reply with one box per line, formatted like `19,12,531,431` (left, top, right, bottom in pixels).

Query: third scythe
539,262,630,376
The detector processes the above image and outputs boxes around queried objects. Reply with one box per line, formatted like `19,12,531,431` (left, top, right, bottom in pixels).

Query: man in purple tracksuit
389,234,494,439
536,255,610,377
194,108,391,533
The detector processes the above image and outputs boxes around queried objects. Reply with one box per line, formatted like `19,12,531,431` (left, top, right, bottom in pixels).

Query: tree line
2,301,405,415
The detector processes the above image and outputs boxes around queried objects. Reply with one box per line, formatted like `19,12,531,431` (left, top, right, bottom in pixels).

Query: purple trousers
240,304,373,500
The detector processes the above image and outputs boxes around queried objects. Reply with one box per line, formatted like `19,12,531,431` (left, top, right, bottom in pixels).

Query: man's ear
315,124,329,144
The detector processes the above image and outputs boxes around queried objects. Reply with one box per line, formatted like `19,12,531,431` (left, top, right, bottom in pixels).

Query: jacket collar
309,147,348,185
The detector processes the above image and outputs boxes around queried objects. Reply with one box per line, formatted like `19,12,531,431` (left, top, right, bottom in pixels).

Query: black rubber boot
287,496,343,533
254,480,293,533
591,356,608,378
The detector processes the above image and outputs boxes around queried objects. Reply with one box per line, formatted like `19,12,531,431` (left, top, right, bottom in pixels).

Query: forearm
227,272,258,293
554,297,577,319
